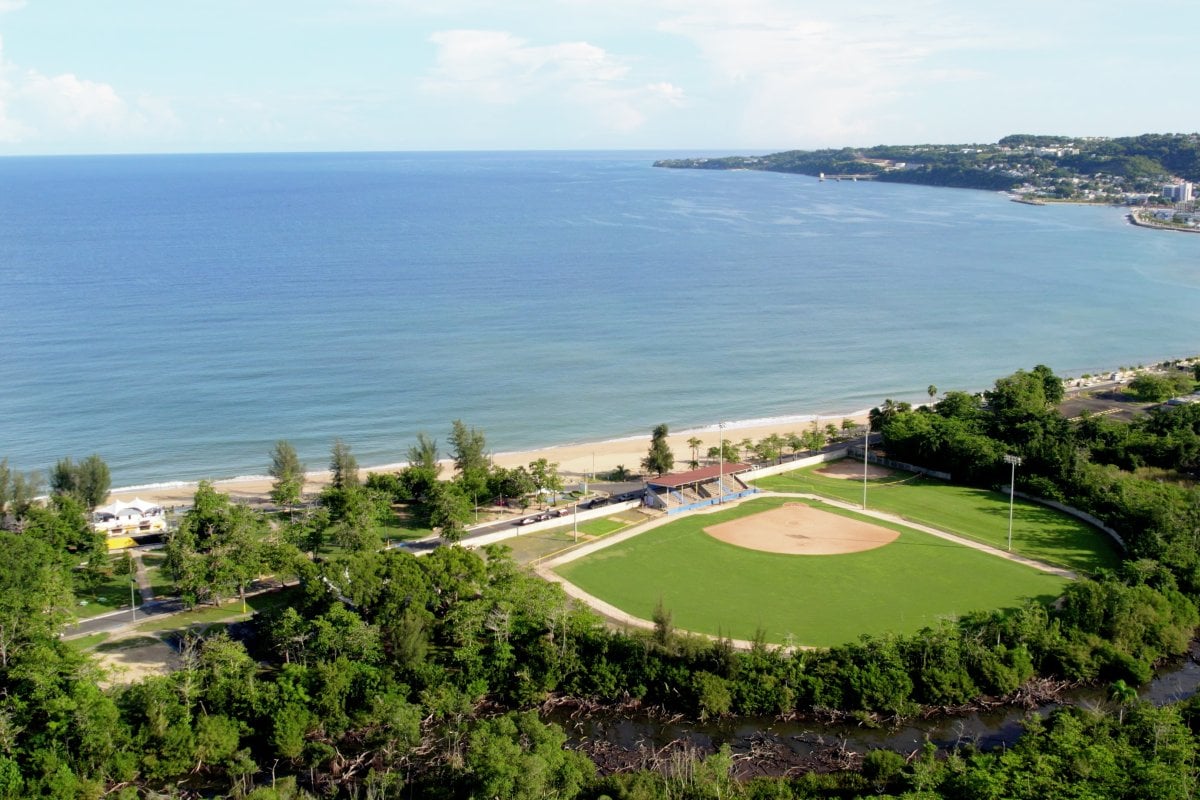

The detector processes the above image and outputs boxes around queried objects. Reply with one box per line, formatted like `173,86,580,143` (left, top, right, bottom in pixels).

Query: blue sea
2,151,1198,489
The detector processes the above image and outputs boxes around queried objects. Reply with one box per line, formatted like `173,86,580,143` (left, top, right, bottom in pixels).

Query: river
549,642,1200,776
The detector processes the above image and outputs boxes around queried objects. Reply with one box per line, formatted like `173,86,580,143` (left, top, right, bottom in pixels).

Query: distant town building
1163,182,1194,203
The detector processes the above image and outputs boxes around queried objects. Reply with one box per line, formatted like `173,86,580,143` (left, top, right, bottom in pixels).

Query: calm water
1,151,1198,488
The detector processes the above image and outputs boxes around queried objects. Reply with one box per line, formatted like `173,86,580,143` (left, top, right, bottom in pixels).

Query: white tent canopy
93,498,164,519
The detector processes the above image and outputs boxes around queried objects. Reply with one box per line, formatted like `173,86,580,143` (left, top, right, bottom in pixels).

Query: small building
1163,182,1194,203
644,463,756,514
92,498,168,549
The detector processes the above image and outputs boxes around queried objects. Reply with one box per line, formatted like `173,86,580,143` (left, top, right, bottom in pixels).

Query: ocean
1,151,1198,489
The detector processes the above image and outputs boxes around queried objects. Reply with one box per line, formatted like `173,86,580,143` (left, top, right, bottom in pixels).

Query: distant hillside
655,133,1200,202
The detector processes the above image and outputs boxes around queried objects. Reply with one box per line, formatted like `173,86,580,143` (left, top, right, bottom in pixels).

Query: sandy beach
108,412,871,508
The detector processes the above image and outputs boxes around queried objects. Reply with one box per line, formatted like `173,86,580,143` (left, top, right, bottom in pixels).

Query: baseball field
553,494,1072,647
752,461,1122,572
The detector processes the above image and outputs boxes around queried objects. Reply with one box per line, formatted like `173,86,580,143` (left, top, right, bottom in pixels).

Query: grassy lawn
319,508,433,556
555,496,1068,647
94,635,165,653
500,513,642,565
74,563,142,618
64,632,110,651
753,464,1121,573
380,508,433,543
135,587,299,633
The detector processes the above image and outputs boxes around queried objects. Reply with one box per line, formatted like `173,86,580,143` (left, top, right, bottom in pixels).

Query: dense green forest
654,132,1200,195
3,363,1200,797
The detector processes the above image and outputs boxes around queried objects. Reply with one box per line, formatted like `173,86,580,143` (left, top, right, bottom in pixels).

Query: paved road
64,598,189,639
63,579,286,640
392,481,648,552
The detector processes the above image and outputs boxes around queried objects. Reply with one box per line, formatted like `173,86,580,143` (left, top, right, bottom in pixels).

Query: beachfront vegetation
642,422,675,475
267,439,305,510
7,362,1200,795
0,458,42,520
1127,369,1195,402
164,481,298,607
328,437,359,489
707,438,738,463
48,453,111,510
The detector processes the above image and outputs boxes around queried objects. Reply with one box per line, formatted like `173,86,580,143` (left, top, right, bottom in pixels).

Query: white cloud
421,28,684,134
0,35,178,148
423,30,626,101
0,1,27,13
654,0,1005,145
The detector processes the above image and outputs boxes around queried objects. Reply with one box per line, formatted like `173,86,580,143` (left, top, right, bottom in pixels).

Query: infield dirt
703,502,899,555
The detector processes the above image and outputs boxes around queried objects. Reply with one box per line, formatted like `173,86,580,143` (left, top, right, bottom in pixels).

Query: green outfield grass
753,464,1121,573
555,496,1069,647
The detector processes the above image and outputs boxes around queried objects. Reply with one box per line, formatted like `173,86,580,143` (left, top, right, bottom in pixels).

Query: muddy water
551,643,1200,774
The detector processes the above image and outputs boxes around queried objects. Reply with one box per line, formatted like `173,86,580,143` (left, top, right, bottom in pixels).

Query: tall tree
528,458,563,504
0,532,74,668
51,455,110,506
707,440,738,462
75,455,111,509
449,420,490,498
642,424,675,476
330,438,359,490
48,454,109,509
268,440,306,510
407,432,442,475
428,482,472,543
687,436,703,469
49,456,77,499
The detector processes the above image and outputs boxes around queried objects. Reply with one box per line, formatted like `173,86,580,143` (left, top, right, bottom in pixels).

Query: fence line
1011,489,1127,551
846,447,952,481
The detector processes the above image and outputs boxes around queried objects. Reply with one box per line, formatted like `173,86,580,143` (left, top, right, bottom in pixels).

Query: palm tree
927,384,938,402
1109,679,1138,723
687,436,702,469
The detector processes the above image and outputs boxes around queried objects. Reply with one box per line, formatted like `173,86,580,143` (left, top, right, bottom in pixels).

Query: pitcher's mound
705,502,899,555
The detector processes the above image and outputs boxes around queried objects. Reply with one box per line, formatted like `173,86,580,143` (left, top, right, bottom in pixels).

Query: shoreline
105,357,1199,509
1127,210,1200,234
108,409,875,507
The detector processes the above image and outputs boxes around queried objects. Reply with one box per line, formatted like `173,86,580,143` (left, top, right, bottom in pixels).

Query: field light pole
718,421,727,504
1005,454,1023,551
862,422,870,510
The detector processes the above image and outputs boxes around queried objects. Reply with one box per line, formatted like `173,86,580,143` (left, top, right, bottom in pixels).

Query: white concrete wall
740,448,850,481
1012,489,1127,551
462,500,640,548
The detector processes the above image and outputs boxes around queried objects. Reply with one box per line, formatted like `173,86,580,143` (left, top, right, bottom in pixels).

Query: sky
0,0,1196,155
